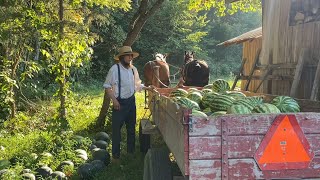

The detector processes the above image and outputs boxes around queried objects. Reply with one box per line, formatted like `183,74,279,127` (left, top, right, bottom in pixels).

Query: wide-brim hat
114,46,139,60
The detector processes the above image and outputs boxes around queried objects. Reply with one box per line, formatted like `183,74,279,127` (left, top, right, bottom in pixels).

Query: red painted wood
189,160,221,180
189,116,221,136
189,137,221,159
228,157,320,179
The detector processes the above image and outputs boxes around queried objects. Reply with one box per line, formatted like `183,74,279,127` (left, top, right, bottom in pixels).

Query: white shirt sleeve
133,66,145,92
103,65,118,89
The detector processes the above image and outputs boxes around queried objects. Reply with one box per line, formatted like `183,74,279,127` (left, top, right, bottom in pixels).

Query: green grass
0,82,156,179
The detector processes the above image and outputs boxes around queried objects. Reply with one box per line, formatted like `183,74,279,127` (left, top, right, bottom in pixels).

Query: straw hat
114,46,139,60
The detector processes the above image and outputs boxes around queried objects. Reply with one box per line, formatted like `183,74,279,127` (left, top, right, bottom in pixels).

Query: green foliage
188,0,261,15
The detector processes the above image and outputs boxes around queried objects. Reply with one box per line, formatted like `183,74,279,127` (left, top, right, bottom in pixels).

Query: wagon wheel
143,148,172,180
139,120,151,154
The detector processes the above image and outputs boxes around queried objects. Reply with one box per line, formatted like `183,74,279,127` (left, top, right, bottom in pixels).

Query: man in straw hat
103,46,154,163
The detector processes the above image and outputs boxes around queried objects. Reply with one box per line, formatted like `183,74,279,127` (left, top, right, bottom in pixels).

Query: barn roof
217,27,262,46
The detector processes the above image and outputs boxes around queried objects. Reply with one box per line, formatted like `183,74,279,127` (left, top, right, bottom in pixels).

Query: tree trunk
96,0,165,129
9,57,20,119
58,0,67,121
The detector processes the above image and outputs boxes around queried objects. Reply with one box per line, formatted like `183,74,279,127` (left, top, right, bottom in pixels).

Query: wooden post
231,58,246,90
310,59,320,101
245,49,261,91
290,48,307,98
152,66,160,88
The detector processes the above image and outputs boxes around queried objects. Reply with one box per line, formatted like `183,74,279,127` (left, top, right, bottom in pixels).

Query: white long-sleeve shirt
103,63,145,99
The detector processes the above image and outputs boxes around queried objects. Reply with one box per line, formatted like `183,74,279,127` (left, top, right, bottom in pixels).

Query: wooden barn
220,0,320,100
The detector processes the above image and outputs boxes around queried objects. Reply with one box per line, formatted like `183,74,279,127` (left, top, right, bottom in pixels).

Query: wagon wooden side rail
142,88,320,180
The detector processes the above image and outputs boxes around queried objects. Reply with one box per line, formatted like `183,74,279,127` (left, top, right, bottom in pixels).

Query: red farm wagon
140,87,320,180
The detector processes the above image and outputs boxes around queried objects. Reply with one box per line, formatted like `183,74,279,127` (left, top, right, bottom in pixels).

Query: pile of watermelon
169,79,300,117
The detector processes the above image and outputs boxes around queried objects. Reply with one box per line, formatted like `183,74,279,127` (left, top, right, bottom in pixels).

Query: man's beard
120,58,131,68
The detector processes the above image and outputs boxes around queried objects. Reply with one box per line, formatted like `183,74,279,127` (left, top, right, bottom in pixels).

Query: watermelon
169,88,188,97
177,97,200,110
209,111,227,117
200,92,220,109
191,109,208,118
77,163,94,179
22,173,36,180
187,87,200,93
225,91,246,99
200,88,213,95
36,166,53,178
209,95,235,112
211,79,230,93
227,105,251,114
252,103,281,113
95,132,110,142
0,160,10,170
51,171,66,180
203,84,213,89
245,96,264,105
92,149,111,165
271,96,300,113
187,91,202,104
233,99,255,110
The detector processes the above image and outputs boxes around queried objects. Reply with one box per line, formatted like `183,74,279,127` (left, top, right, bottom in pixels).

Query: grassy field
0,82,157,180
0,78,240,179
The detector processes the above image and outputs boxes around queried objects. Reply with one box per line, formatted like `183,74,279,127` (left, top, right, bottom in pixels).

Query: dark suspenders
116,63,134,99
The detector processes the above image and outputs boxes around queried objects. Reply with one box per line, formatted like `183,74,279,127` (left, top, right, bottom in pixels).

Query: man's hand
112,99,120,110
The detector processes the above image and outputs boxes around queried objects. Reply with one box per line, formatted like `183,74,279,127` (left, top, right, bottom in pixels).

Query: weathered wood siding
189,113,320,179
261,0,320,98
241,38,263,93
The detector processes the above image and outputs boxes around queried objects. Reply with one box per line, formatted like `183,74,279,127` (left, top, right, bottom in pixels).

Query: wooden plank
310,59,320,100
189,116,221,136
156,95,186,175
228,157,320,179
189,160,221,180
254,65,273,92
290,48,307,97
189,137,221,159
227,134,320,158
224,113,320,135
244,48,261,91
232,58,246,90
140,119,158,134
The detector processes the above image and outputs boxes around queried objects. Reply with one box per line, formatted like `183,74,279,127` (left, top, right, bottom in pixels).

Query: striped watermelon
209,95,235,112
252,103,281,113
177,97,200,110
225,91,246,99
191,109,208,118
233,99,255,110
201,88,213,95
187,91,202,104
170,88,188,97
187,88,200,93
211,79,230,93
271,96,300,113
203,84,213,89
227,104,251,114
200,92,220,109
245,96,264,105
209,111,227,117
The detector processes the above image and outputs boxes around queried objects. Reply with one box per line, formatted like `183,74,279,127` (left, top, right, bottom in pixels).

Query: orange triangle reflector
254,115,314,170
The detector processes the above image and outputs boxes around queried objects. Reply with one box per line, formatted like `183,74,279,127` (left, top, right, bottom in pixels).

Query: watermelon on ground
191,109,208,118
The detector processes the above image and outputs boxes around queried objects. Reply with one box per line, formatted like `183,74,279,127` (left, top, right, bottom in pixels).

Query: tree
96,0,166,128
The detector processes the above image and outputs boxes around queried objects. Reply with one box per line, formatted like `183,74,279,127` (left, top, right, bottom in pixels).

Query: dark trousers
112,95,136,158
